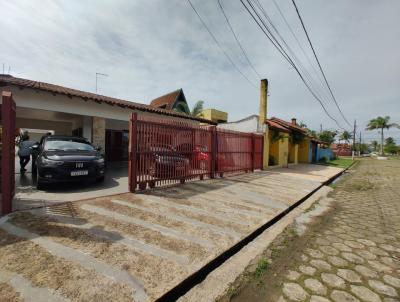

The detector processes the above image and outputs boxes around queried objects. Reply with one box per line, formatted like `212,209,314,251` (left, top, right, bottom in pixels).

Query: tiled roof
150,89,181,110
0,75,213,123
270,117,308,134
266,120,291,133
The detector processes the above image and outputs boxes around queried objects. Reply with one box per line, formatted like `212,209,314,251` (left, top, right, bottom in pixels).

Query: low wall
317,148,334,161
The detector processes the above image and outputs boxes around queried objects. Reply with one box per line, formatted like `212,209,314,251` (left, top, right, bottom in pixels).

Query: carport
0,75,210,214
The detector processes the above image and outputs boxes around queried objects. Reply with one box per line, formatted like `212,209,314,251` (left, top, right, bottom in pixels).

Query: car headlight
95,158,105,164
41,157,64,166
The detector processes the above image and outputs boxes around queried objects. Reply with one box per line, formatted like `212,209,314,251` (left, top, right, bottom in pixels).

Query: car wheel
36,166,45,190
96,176,105,183
148,162,156,178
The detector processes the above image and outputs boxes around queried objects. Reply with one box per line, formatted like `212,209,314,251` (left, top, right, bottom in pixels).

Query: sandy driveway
0,164,342,301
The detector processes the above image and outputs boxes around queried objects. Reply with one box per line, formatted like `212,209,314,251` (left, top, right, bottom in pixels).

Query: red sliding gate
0,91,16,215
128,113,263,192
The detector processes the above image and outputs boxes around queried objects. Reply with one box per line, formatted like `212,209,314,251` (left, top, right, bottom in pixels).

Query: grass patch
254,258,269,278
320,158,354,169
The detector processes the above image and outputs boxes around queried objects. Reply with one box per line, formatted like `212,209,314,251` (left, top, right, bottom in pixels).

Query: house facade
0,75,211,161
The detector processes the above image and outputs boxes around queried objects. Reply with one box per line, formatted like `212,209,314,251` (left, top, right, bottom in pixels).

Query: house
332,143,352,157
0,75,212,161
149,89,190,114
218,79,332,168
196,109,228,124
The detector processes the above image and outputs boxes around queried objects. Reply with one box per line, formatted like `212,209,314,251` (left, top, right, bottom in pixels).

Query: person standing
18,135,36,173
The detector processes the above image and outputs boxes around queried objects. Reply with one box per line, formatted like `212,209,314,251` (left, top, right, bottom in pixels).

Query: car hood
43,150,100,161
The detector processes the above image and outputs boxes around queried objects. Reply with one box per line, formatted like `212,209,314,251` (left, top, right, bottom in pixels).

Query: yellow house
197,109,228,124
266,117,309,167
266,119,290,167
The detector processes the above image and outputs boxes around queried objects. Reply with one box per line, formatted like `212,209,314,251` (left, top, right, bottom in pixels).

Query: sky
1,0,399,143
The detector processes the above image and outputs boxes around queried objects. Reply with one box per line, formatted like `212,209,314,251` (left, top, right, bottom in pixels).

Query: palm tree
366,116,399,155
191,100,204,117
339,131,352,145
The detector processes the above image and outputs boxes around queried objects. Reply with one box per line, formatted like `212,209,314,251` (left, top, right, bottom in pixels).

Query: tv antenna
95,72,108,93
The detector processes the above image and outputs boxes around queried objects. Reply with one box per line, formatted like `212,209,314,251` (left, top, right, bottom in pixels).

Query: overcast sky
1,0,399,143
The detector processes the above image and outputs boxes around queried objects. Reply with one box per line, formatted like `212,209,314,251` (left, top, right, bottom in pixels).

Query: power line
187,0,257,88
240,0,348,131
291,0,352,127
271,0,326,88
252,0,334,107
216,0,262,79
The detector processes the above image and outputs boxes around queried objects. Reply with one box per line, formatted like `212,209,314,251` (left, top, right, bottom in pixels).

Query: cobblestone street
229,159,400,302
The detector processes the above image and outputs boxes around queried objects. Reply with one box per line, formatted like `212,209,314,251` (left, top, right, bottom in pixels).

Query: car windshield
44,139,95,151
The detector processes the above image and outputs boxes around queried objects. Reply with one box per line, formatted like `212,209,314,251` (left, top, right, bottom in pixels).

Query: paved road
232,159,400,302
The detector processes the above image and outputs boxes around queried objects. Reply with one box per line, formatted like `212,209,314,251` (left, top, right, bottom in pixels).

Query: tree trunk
380,127,384,155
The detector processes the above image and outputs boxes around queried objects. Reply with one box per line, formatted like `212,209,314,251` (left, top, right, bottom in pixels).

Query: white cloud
1,0,399,142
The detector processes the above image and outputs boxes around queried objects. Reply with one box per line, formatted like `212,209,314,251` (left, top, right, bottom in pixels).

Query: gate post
251,134,255,172
128,112,138,192
1,91,16,215
210,126,217,179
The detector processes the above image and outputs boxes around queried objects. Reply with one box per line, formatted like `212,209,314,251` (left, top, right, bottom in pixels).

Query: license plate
71,170,88,176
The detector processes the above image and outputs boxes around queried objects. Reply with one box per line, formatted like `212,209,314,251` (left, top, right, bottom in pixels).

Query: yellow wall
288,141,296,163
268,131,280,165
278,134,289,167
268,131,289,167
197,109,228,123
298,138,310,163
263,128,269,169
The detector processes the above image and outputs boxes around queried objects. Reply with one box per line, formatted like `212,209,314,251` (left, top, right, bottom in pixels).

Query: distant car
32,136,105,189
147,144,189,178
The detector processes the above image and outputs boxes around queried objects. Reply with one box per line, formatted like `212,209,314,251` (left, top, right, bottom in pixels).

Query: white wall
218,115,261,133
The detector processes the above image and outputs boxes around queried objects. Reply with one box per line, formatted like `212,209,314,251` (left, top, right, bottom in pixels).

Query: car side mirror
96,146,102,151
31,144,39,150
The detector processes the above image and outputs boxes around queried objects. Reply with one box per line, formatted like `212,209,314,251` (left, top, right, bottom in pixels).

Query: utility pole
320,124,322,133
359,131,362,155
352,120,356,159
95,72,108,94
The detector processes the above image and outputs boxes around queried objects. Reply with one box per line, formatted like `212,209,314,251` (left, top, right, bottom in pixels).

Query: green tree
366,116,399,155
385,137,395,145
384,137,397,154
318,130,337,145
339,131,352,144
191,100,204,117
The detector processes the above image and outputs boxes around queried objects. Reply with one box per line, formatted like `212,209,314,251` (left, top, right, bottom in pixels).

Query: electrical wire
252,0,333,106
187,0,257,88
216,0,262,79
241,0,348,131
291,0,352,127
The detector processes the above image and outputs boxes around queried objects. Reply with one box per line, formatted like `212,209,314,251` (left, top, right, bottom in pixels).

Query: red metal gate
128,113,264,192
1,91,16,215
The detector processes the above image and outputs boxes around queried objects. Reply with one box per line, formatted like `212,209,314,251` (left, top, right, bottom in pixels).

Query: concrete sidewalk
0,164,343,301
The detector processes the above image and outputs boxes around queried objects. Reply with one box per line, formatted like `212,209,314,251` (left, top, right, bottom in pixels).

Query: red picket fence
128,113,263,192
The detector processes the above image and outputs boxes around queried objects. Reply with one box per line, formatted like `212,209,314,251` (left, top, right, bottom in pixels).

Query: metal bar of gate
128,112,138,192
